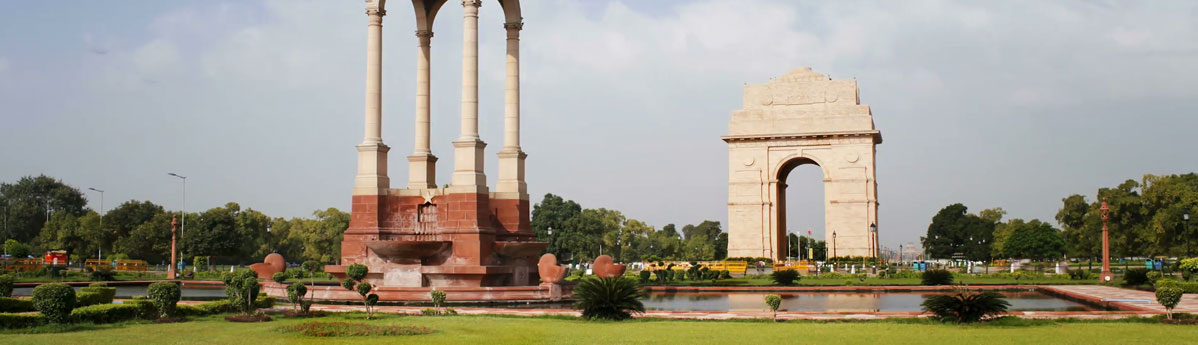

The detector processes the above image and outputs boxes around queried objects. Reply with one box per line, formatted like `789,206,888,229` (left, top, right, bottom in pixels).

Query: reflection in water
643,291,1097,312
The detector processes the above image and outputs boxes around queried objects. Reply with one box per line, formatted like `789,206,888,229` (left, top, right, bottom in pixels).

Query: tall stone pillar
354,3,390,196
451,0,487,191
496,21,527,196
407,29,437,189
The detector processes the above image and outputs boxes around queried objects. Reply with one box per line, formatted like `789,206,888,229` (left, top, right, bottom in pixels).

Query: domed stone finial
537,254,568,284
592,255,626,278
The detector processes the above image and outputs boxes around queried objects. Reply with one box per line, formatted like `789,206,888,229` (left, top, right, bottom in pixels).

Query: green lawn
3,313,1195,345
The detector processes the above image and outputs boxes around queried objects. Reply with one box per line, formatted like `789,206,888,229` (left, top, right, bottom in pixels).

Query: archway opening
777,157,824,261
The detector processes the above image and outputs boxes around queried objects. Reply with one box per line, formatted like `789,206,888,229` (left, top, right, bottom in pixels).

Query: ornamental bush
193,256,210,272
148,281,182,318
0,297,35,312
0,274,13,297
921,289,1010,323
1156,286,1183,320
921,269,955,286
32,283,75,324
430,289,446,308
223,269,261,315
764,294,782,319
89,267,116,281
771,269,800,286
81,283,116,305
1067,269,1093,280
1156,279,1198,293
75,291,108,307
1124,268,1150,286
70,303,145,324
573,276,645,321
341,264,378,319
0,313,45,329
638,270,651,284
273,272,290,285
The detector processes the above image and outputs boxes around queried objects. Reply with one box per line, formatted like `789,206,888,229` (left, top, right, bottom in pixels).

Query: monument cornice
721,130,882,144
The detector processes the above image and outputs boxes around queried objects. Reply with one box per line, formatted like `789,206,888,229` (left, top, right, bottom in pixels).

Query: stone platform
261,281,570,302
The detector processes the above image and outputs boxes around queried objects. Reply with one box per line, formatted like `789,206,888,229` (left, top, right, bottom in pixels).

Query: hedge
76,291,109,308
70,303,150,324
32,283,75,324
0,313,45,329
1156,279,1198,293
0,297,35,313
80,285,117,305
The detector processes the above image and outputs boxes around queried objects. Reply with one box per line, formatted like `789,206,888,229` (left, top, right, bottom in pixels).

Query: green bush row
70,301,156,324
0,313,44,329
0,296,34,312
1156,279,1198,293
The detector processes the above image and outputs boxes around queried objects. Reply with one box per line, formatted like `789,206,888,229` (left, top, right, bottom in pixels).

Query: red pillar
168,217,178,279
1100,199,1113,282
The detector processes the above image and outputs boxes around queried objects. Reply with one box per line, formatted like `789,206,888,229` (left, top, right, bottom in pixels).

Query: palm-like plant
573,276,646,321
921,289,1010,323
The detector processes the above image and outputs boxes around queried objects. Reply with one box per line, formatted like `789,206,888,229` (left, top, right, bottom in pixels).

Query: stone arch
411,0,448,32
725,68,881,261
497,0,522,24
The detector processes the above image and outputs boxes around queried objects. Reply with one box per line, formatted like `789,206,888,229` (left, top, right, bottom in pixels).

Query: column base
496,148,527,195
407,153,438,189
354,142,391,195
451,138,487,187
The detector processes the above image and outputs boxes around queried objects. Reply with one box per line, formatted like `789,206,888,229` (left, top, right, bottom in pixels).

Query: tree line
531,194,729,263
922,173,1198,261
1,175,348,265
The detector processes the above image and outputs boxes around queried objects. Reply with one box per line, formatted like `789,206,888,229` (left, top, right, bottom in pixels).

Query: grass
2,313,1196,345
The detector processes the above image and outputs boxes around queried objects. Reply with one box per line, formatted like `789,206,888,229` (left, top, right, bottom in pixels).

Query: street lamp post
1185,213,1191,257
167,173,186,262
1100,198,1113,282
88,188,105,260
832,230,838,264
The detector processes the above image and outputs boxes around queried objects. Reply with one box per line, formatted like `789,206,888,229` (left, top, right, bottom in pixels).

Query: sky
1,0,1196,251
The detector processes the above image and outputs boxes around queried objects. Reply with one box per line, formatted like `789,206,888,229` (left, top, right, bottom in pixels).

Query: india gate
724,67,882,260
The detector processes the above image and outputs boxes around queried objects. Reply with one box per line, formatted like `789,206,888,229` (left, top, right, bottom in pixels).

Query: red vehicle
44,250,68,267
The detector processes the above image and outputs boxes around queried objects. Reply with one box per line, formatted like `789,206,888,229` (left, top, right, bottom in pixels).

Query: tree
115,212,174,263
101,200,165,257
531,194,583,260
1057,194,1099,259
1001,219,1066,261
285,208,350,263
3,239,31,258
183,204,241,261
0,175,88,244
921,204,994,260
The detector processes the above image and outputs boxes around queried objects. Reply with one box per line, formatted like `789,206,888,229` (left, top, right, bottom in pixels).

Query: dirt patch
225,314,273,322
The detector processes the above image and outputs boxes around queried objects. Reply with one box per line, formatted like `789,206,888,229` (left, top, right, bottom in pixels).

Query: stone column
451,0,487,191
354,4,391,195
407,29,437,189
496,21,527,196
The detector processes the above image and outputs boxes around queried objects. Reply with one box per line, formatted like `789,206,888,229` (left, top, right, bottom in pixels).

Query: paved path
1041,285,1198,313
269,285,1172,321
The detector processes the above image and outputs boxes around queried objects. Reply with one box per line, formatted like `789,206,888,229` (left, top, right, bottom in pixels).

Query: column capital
504,22,524,31
462,0,482,8
416,30,433,45
366,9,386,16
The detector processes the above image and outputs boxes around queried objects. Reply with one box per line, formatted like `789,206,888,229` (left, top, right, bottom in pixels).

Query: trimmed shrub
148,281,182,318
272,272,290,285
771,269,801,286
71,303,145,324
32,283,75,324
193,256,210,272
1156,279,1198,293
764,294,782,319
921,269,955,286
430,289,446,308
0,274,13,297
0,313,45,329
1123,268,1150,286
719,270,732,279
1147,271,1163,284
287,282,311,313
341,264,377,319
81,283,116,305
921,290,1010,323
122,298,159,319
638,270,651,284
76,291,108,307
0,297,35,312
1156,286,1183,320
223,269,261,315
573,276,645,321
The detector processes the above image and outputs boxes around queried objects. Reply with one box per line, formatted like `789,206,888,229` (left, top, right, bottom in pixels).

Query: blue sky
2,0,1196,251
